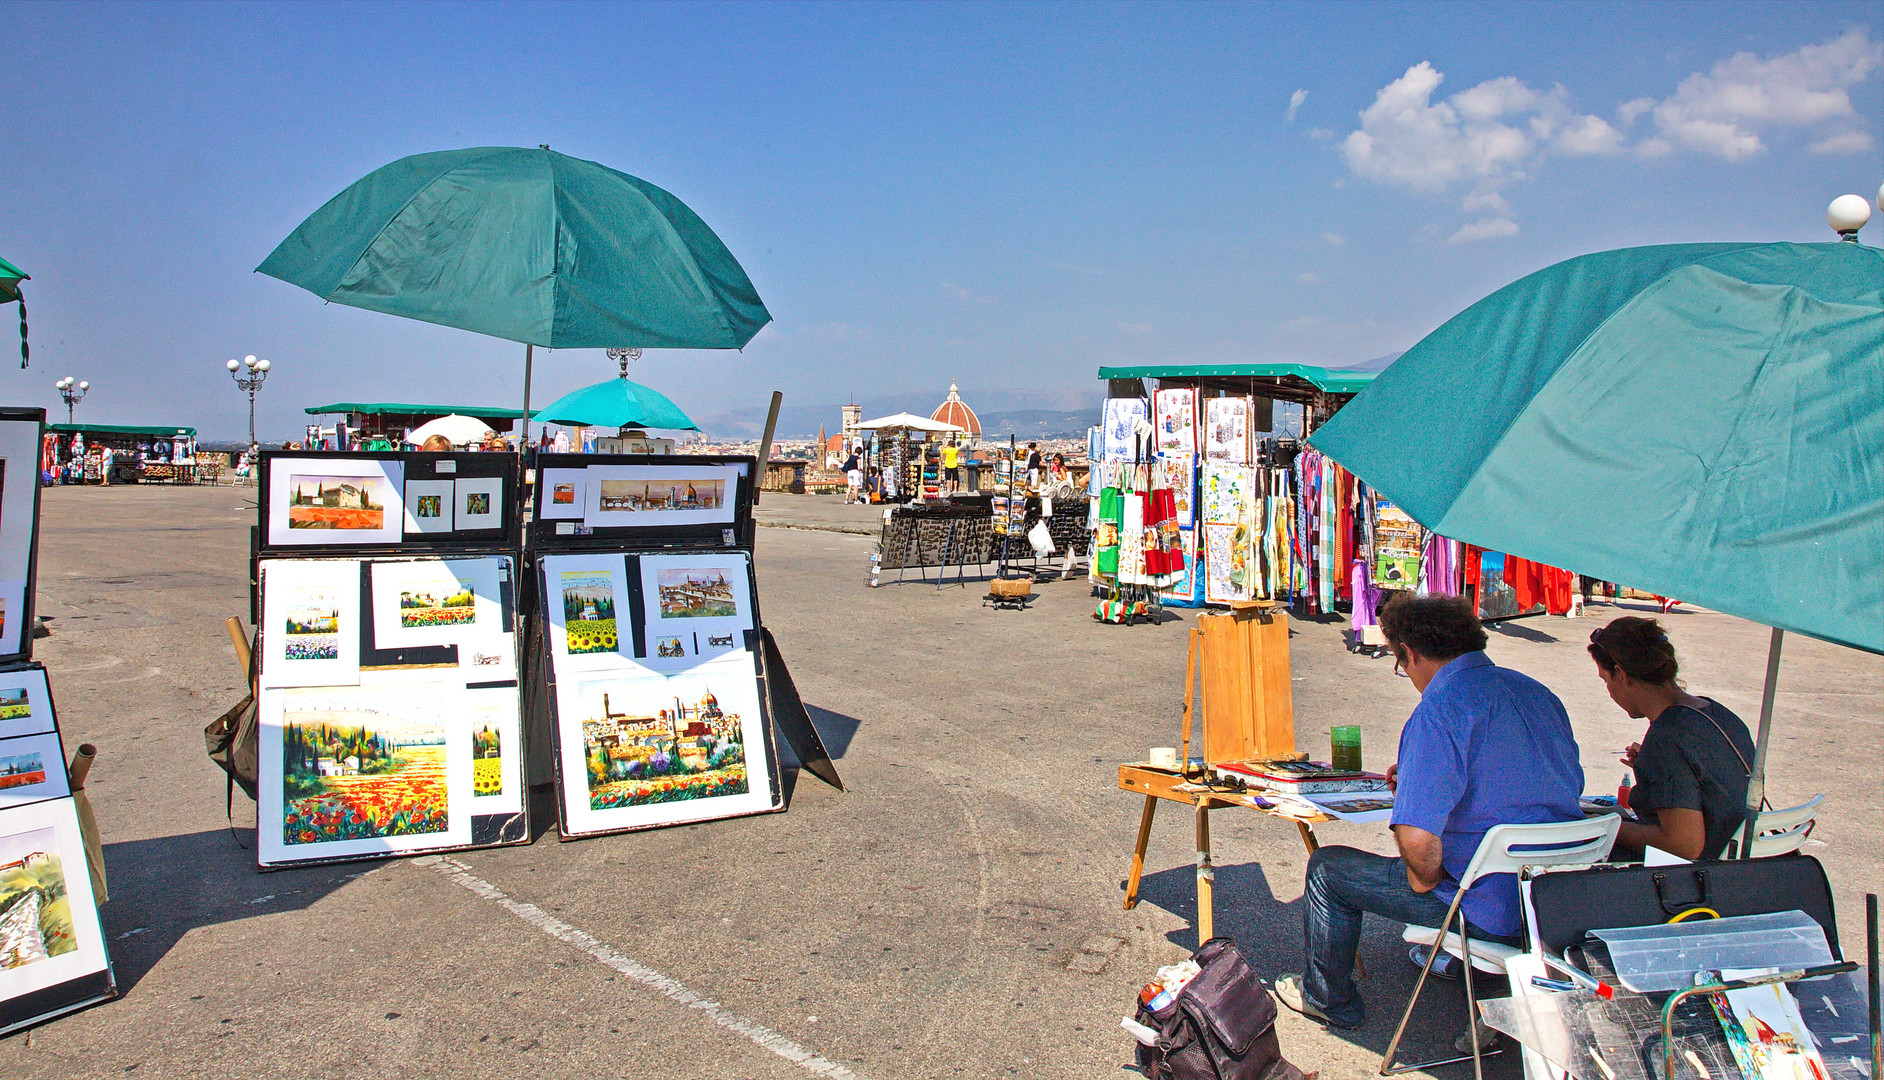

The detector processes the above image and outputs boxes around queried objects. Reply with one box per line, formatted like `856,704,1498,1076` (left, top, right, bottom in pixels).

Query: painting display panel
581,465,742,528
454,476,503,531
401,479,455,535
1203,397,1250,464
0,419,37,659
541,554,633,670
0,733,68,810
1154,388,1197,455
636,552,754,669
260,560,362,688
0,799,111,1006
538,469,585,521
1203,523,1254,604
465,686,523,816
553,653,774,836
257,682,473,865
370,558,503,651
266,458,404,547
0,669,54,741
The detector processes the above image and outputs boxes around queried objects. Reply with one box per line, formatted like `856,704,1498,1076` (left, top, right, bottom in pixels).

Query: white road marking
417,855,865,1080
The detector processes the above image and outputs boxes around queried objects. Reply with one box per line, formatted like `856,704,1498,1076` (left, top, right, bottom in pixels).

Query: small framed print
0,731,68,810
402,480,456,535
455,476,503,531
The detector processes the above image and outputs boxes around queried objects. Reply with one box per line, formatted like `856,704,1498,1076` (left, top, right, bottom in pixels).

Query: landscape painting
560,571,618,655
0,689,28,724
552,484,575,505
571,676,748,811
400,582,475,630
597,478,724,514
286,475,389,531
0,749,45,791
283,586,342,661
0,827,77,971
472,724,502,798
279,704,449,846
656,569,738,619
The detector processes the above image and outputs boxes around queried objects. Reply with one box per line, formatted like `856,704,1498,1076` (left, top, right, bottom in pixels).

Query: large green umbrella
1308,238,1884,851
256,146,770,435
532,376,699,431
1,255,28,368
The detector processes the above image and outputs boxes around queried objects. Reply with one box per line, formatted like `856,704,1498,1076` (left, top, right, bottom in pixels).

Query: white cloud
1117,321,1152,335
1286,89,1308,125
1448,218,1520,243
1462,189,1512,216
1320,232,1345,247
1646,30,1882,160
1297,273,1322,285
1811,130,1874,154
941,282,995,305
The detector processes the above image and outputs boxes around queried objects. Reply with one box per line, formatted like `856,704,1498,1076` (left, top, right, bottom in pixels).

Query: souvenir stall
249,450,530,869
0,408,118,1032
43,424,197,485
853,413,964,505
529,453,839,836
990,438,1088,579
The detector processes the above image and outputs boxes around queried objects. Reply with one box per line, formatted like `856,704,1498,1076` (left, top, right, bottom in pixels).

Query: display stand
0,409,117,1032
530,453,840,840
250,450,530,870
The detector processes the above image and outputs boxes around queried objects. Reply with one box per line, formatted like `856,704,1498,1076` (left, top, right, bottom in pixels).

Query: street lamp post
54,376,89,424
225,354,272,452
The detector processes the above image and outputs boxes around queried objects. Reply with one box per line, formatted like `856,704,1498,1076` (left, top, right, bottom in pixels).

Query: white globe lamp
225,358,240,372
1828,194,1871,239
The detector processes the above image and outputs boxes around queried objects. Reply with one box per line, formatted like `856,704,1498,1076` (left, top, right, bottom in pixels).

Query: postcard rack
529,453,840,841
249,451,531,870
0,408,118,1033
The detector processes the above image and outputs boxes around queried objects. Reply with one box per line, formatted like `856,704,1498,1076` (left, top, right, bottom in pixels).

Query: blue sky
4,1,1881,439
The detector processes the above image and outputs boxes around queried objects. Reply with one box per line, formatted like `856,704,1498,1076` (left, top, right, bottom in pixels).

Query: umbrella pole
1738,627,1785,858
521,343,534,446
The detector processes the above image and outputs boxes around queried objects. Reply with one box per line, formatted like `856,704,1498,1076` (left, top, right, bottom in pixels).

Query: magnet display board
254,554,527,869
538,550,782,838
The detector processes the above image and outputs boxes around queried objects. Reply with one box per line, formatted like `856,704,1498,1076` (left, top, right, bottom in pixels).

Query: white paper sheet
0,731,70,809
401,479,456,534
541,553,634,670
465,685,524,816
538,468,586,521
260,560,362,688
636,552,755,668
454,475,503,531
369,558,504,652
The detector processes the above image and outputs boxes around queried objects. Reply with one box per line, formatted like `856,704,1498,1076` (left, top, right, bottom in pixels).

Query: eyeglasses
1392,653,1410,678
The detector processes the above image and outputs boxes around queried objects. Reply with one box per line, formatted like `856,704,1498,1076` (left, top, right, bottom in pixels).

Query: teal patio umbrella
257,146,770,437
1308,237,1884,852
1,255,28,368
532,376,699,431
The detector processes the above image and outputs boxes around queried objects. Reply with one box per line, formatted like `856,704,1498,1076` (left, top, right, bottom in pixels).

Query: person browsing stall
1276,595,1584,1029
941,438,961,496
1589,617,1755,861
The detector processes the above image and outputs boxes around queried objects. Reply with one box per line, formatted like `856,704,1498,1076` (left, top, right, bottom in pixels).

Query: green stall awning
303,402,528,419
1097,363,1376,398
48,423,196,437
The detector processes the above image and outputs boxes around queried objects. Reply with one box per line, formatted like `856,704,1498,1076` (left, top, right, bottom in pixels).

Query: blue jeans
1301,845,1521,1028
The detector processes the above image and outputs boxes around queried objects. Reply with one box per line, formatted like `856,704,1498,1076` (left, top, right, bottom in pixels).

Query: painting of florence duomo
577,679,748,810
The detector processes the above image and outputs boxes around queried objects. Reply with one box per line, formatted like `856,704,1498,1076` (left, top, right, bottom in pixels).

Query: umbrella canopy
405,413,495,446
256,146,771,350
856,412,964,433
0,255,26,304
531,378,699,431
1310,240,1884,656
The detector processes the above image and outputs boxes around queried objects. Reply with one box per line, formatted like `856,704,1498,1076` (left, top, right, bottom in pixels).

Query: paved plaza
2,485,1879,1079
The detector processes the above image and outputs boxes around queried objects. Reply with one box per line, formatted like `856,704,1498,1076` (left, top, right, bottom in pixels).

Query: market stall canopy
47,423,196,437
1308,240,1884,656
404,414,495,446
304,401,527,420
855,412,964,433
1097,362,1376,403
255,146,771,351
531,378,698,431
0,255,25,304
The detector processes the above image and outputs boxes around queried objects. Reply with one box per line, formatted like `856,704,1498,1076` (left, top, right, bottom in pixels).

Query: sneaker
1272,974,1357,1030
1407,944,1464,981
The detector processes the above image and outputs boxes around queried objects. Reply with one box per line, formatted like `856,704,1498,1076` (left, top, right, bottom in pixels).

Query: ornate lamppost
225,354,272,452
54,376,88,424
605,347,642,379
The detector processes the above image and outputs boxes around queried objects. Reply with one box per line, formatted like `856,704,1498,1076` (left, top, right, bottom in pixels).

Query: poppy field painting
279,707,449,846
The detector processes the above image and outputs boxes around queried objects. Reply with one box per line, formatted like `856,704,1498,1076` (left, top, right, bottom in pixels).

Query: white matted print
466,686,523,816
0,798,110,1003
0,668,54,741
267,458,404,547
0,732,68,809
1154,388,1197,456
538,469,585,521
402,480,456,534
582,464,741,528
0,580,28,671
1204,397,1251,464
257,682,474,866
638,552,753,663
454,476,503,530
541,554,633,670
260,560,362,688
370,558,502,650
554,652,774,836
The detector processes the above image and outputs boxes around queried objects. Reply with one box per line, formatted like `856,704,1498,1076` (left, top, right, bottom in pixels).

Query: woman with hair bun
1589,617,1756,860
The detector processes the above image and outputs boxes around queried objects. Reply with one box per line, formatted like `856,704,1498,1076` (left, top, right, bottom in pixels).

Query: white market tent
855,412,963,433
405,413,496,446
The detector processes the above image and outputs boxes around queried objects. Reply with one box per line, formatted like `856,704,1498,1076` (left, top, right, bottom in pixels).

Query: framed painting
0,732,68,810
259,560,362,689
370,558,504,651
537,468,586,521
265,458,404,547
0,411,47,662
401,479,455,535
541,554,633,671
636,552,754,669
581,465,742,529
0,798,114,1031
0,668,55,741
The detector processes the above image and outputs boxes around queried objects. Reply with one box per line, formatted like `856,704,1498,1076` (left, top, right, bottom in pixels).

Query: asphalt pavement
2,485,1878,1079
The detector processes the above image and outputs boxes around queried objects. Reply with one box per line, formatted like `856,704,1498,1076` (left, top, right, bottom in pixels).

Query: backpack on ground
1133,937,1310,1080
204,625,259,822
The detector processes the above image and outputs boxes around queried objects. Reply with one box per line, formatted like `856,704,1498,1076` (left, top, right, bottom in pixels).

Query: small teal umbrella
1308,238,1884,852
1,255,29,368
532,377,698,431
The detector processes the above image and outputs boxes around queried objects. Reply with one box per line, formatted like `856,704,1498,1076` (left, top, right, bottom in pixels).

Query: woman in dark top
1589,617,1758,860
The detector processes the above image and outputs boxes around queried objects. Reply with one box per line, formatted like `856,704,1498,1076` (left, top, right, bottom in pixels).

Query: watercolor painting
0,690,27,724
552,483,576,505
0,827,76,970
399,582,475,630
283,586,342,661
654,635,687,659
1204,523,1253,604
415,494,443,519
472,724,502,798
280,708,448,845
1155,389,1196,455
656,569,737,619
560,570,619,655
597,478,724,513
574,678,748,810
0,750,45,792
286,475,388,530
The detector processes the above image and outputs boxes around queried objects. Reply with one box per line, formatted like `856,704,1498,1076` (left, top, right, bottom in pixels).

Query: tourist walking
843,447,862,503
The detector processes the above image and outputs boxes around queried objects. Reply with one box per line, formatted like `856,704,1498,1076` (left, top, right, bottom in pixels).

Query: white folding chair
1381,815,1622,1079
1724,794,1823,859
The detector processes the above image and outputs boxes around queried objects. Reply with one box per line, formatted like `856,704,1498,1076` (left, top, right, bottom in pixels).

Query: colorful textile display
1203,397,1250,463
1102,398,1147,462
1154,388,1197,455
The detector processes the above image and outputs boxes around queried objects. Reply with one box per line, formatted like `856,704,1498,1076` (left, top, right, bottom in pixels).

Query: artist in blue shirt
1276,595,1584,1029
